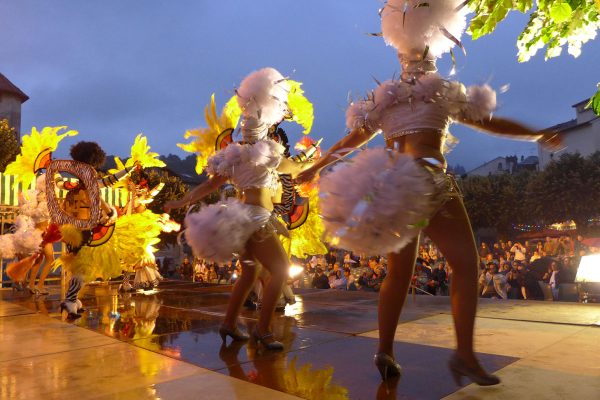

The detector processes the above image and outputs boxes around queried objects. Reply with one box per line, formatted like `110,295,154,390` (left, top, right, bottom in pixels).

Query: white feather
236,67,290,127
184,198,268,263
463,84,497,121
381,0,468,59
320,148,435,255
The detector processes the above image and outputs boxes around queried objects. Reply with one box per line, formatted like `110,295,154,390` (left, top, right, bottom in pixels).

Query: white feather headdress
236,68,290,132
381,0,468,60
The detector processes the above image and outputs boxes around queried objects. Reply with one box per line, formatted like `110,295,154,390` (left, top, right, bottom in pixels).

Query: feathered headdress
5,126,78,187
381,0,469,60
177,94,242,174
178,74,314,174
236,67,290,128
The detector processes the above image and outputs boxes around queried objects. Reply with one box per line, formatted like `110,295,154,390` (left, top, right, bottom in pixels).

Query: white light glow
575,254,600,283
289,265,304,278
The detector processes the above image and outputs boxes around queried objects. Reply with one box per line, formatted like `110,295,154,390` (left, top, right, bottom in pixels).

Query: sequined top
346,73,496,142
206,139,284,192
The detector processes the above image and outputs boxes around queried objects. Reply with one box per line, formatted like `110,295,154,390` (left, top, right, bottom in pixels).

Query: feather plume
5,126,78,188
381,0,468,59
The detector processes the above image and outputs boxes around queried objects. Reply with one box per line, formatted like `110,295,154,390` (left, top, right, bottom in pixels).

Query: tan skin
165,156,310,342
297,115,562,373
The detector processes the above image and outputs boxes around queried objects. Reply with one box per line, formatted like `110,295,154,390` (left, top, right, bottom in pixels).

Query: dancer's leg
36,243,55,291
377,236,420,357
246,232,288,336
423,196,480,368
27,256,43,290
222,255,259,330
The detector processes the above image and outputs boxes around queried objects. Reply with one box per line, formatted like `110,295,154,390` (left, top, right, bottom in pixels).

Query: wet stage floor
1,281,600,399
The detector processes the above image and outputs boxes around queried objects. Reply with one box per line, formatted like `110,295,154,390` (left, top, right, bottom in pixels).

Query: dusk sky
1,1,599,170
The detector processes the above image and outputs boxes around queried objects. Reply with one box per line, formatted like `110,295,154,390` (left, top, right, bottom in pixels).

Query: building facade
538,100,600,170
0,73,29,140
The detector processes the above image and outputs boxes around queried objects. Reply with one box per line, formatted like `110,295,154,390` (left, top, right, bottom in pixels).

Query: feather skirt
184,198,275,263
319,148,440,255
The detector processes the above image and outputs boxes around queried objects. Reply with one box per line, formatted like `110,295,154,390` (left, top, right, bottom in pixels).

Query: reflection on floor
1,281,599,399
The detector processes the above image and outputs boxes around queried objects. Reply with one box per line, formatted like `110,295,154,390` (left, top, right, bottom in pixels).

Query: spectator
479,242,490,260
178,257,193,281
431,261,448,296
345,268,357,291
506,266,523,299
330,270,348,290
479,263,507,299
311,268,330,289
530,250,541,263
510,242,527,262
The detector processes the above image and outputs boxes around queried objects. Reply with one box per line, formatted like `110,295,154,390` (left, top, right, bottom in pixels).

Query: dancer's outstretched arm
459,116,563,151
296,128,378,183
164,174,227,211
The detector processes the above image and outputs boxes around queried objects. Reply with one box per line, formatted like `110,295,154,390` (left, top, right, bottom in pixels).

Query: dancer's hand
537,131,564,152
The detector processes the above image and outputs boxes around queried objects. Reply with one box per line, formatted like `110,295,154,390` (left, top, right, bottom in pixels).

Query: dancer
166,67,313,350
297,0,560,384
3,127,79,292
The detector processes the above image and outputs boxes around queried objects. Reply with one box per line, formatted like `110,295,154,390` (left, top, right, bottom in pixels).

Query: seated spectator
506,265,523,299
413,262,433,294
479,263,507,299
345,268,357,291
311,268,330,289
330,270,348,290
431,261,448,296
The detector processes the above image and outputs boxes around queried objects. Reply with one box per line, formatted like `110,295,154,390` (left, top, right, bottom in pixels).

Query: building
0,73,29,140
538,99,600,170
464,155,538,177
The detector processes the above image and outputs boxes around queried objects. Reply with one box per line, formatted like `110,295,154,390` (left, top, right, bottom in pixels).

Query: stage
1,281,599,399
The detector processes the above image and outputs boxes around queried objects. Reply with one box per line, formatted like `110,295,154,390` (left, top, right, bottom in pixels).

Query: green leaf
586,85,600,116
550,1,573,23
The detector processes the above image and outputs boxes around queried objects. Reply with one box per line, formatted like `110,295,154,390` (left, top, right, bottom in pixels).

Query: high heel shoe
374,353,402,381
11,281,26,293
252,328,284,351
219,326,250,342
60,302,82,320
448,354,500,386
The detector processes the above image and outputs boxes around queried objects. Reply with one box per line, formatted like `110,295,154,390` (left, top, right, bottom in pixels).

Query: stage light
289,264,304,278
575,254,600,282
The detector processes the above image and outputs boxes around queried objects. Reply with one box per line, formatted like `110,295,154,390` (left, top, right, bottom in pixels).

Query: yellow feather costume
280,185,327,258
283,356,349,400
177,94,241,174
5,126,78,188
114,210,163,271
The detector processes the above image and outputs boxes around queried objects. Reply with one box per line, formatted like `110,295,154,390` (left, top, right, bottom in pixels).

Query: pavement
0,280,599,399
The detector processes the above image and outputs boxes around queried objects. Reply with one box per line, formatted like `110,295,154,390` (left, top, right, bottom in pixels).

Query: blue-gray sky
1,0,598,170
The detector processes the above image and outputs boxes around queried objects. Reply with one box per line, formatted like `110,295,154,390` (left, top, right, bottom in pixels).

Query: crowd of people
167,234,593,303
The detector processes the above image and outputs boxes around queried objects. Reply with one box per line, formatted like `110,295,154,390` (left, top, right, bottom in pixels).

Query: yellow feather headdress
177,94,241,175
178,79,314,175
5,126,78,188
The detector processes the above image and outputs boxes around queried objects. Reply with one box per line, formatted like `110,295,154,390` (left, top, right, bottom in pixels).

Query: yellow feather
283,185,328,258
287,80,314,135
5,126,78,188
178,94,241,175
59,224,84,248
126,134,166,169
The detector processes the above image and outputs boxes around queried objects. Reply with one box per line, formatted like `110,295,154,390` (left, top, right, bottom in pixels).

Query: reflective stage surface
1,281,600,399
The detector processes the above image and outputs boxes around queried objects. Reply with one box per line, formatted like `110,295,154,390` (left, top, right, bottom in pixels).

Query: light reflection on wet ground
1,281,521,399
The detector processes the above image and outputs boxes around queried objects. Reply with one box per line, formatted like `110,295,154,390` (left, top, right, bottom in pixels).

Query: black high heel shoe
60,302,82,320
374,353,402,381
252,328,284,351
448,354,500,386
219,326,250,343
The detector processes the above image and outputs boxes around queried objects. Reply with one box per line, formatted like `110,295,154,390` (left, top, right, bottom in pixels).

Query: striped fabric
0,173,126,207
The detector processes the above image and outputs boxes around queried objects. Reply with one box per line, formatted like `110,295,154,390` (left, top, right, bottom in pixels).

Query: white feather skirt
133,266,162,289
320,148,437,255
184,198,272,263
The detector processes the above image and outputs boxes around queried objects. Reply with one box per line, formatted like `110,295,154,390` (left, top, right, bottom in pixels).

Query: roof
572,98,591,108
545,117,599,133
0,73,29,102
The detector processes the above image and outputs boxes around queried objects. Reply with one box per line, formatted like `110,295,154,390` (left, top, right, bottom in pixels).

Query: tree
468,0,600,114
525,152,600,232
0,119,19,173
